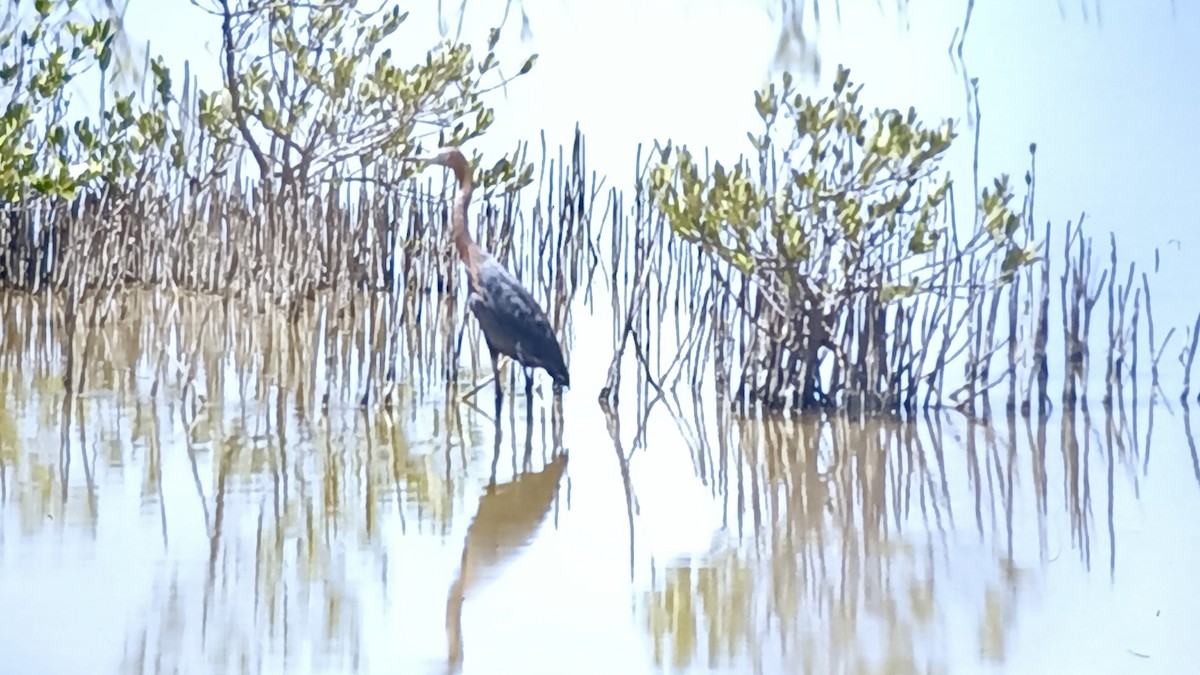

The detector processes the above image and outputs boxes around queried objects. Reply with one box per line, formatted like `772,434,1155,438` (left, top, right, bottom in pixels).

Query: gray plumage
470,256,570,387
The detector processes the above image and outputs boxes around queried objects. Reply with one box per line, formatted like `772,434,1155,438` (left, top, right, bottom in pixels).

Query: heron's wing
472,258,568,381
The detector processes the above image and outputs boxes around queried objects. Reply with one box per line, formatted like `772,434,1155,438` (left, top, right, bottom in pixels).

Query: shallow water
6,1,1200,673
1,290,1198,675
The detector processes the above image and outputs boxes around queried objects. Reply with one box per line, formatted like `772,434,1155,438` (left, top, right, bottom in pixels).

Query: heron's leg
489,345,503,417
489,414,503,487
523,368,534,468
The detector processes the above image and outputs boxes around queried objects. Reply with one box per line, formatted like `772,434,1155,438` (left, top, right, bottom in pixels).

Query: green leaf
833,65,850,95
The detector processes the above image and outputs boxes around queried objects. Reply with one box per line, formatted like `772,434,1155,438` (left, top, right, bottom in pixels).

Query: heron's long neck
451,167,483,271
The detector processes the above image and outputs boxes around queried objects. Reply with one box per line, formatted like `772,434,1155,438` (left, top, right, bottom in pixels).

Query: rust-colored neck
448,156,483,282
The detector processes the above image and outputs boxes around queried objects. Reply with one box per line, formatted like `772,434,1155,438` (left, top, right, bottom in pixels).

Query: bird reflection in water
443,402,569,670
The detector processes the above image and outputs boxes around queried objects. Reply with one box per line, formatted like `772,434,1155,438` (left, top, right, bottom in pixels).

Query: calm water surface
1,289,1198,675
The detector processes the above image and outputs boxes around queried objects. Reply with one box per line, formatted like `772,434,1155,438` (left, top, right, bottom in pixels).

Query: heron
403,147,570,413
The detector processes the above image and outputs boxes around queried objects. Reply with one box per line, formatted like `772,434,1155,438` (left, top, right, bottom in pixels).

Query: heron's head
403,146,469,174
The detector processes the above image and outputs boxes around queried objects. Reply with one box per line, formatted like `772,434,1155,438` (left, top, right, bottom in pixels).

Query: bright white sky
116,0,1200,272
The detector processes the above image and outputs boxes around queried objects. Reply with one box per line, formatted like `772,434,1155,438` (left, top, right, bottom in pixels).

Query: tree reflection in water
629,391,1161,675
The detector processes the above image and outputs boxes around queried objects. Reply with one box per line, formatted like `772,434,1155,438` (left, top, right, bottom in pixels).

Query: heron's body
470,256,570,387
407,147,569,408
